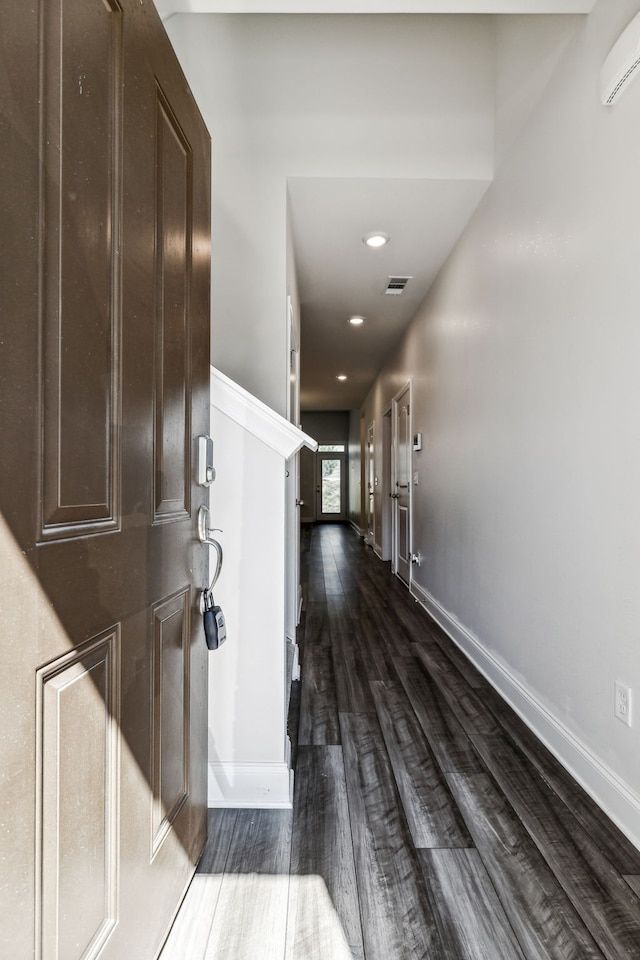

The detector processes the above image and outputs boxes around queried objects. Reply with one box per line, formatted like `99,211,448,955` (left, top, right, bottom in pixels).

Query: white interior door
393,384,412,584
366,422,375,545
382,409,392,561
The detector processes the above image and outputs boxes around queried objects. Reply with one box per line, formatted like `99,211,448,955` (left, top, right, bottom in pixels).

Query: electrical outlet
615,681,633,726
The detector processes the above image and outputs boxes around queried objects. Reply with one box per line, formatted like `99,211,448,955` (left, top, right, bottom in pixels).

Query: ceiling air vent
384,276,413,296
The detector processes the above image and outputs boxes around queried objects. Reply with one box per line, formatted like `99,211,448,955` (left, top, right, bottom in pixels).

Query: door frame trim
391,379,413,583
380,407,392,560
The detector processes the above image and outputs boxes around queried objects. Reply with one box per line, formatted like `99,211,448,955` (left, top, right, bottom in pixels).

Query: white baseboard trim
350,521,366,538
410,581,640,851
208,761,294,809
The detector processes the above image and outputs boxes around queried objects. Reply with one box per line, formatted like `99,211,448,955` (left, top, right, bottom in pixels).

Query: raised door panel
398,503,410,568
40,0,123,539
152,589,190,857
36,631,120,960
154,92,192,524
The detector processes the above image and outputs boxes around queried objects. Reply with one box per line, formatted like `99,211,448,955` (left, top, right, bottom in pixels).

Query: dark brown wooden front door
0,1,211,956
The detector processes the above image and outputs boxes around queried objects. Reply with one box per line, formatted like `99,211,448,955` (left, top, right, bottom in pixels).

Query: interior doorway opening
299,413,352,525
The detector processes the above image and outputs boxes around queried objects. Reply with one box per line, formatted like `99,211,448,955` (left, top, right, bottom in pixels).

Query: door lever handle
197,505,223,596
198,504,223,543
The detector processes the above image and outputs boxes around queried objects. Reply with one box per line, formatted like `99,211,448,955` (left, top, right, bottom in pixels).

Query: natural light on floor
160,872,356,960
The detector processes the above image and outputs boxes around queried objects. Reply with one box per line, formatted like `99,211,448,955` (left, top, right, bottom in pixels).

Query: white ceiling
159,6,590,411
290,177,490,410
156,1,594,14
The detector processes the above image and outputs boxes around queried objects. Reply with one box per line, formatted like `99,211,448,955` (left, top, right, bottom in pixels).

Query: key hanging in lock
202,587,227,651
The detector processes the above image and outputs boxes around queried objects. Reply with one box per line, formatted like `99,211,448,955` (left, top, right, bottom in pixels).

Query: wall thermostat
413,433,423,452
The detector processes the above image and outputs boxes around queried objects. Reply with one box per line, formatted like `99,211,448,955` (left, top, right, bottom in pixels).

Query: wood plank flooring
161,523,640,960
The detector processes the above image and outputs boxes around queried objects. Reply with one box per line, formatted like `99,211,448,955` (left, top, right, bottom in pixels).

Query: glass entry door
316,451,347,521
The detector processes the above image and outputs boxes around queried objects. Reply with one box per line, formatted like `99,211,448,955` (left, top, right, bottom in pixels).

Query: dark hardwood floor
162,523,640,960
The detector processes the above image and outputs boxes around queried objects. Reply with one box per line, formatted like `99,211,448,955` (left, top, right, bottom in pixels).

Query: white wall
493,14,583,169
362,0,640,846
164,13,495,415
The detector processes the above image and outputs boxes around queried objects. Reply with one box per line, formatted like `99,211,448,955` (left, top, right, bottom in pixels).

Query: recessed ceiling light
348,315,365,326
336,374,348,381
363,232,390,248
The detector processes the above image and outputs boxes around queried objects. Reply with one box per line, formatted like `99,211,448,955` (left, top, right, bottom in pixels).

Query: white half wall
207,369,315,807
208,406,291,806
362,0,640,849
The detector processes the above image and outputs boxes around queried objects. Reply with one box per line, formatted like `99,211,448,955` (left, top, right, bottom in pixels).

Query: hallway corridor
161,523,640,960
